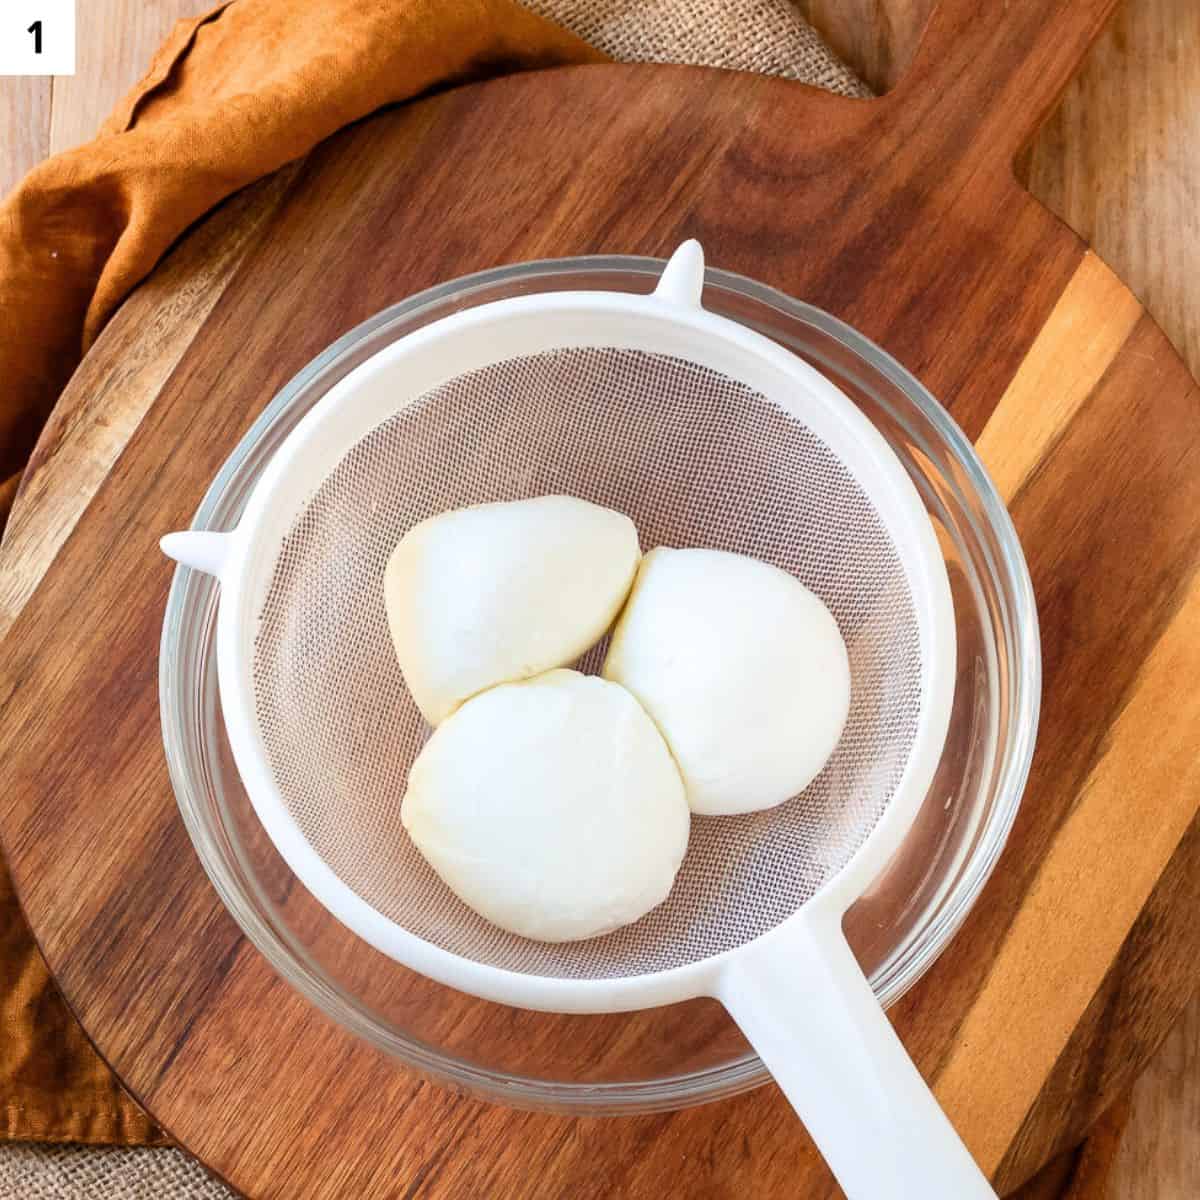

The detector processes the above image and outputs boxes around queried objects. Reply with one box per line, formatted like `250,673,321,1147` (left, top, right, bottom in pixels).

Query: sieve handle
716,914,996,1200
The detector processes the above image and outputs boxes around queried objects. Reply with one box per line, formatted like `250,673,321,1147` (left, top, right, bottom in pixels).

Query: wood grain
974,251,1143,503
1108,991,1200,1198
945,513,1200,1179
802,0,1200,1193
798,0,1200,382
0,79,50,196
1022,0,1200,380
46,0,204,154
2,5,1199,1185
797,0,933,91
0,0,1198,1194
999,817,1200,1192
0,166,298,642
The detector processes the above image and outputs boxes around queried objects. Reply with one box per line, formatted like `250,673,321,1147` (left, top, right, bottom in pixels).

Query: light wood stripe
0,78,49,197
937,567,1200,1171
0,169,295,643
976,251,1143,503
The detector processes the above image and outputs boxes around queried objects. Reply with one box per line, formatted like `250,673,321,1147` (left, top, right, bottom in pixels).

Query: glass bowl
159,256,1039,1114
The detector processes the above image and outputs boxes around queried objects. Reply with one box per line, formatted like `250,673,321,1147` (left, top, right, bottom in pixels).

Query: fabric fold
0,0,603,528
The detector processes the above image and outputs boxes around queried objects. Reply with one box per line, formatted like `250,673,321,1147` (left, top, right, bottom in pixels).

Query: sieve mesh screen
252,347,922,978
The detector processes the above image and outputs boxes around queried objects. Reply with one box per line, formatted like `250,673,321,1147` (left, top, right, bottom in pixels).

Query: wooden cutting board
2,0,1198,1195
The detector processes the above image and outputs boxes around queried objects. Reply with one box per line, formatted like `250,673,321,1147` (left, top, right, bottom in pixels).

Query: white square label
0,1,75,75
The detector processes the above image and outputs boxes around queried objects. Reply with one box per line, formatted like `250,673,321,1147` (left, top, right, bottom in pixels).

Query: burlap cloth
0,2,1120,1196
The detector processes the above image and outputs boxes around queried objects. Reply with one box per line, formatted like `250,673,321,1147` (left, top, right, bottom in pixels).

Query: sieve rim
159,252,1039,1109
198,263,956,1012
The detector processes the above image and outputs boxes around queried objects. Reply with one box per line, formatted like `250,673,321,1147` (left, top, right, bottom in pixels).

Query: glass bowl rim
160,252,1041,1113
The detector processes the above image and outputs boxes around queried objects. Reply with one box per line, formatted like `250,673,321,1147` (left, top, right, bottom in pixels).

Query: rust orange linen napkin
0,0,601,529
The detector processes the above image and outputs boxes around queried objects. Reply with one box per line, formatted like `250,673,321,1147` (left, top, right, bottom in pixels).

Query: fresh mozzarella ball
402,670,689,942
603,547,850,816
384,495,640,725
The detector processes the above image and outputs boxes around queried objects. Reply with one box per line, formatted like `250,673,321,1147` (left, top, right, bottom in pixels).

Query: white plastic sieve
162,242,994,1199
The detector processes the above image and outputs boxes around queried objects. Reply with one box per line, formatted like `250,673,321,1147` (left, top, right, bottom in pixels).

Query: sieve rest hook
160,530,232,579
652,240,706,309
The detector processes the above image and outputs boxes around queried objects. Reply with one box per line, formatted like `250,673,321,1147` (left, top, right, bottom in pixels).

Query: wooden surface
2,0,1200,1194
1022,0,1200,381
1,0,1198,1197
812,5,1200,1193
798,0,932,91
801,0,1200,386
48,3,192,153
0,3,188,192
1110,996,1200,1197
0,78,48,196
